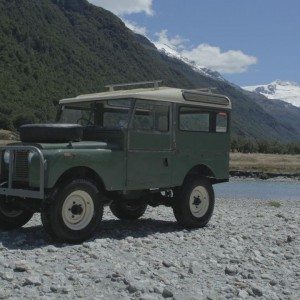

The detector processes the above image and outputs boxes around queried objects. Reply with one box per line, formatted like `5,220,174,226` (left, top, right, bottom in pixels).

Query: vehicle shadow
0,217,185,251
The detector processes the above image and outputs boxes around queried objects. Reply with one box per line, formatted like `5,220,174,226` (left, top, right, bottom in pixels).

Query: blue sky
89,0,300,86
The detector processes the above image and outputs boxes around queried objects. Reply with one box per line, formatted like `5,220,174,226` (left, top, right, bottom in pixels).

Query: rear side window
216,112,228,133
132,100,169,132
179,107,210,132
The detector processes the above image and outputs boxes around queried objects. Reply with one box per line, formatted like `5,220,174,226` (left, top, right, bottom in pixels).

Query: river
214,178,300,201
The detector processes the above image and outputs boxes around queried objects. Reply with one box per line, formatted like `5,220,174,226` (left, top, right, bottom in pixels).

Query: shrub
267,201,281,208
0,115,12,130
13,114,36,129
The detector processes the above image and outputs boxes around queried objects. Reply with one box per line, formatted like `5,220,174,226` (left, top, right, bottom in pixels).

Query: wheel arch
53,166,106,192
183,164,217,184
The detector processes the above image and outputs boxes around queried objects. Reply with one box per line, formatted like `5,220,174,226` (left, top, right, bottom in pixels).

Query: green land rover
0,81,231,243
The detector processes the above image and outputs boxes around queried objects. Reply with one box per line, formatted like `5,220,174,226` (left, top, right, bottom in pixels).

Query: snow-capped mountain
243,80,300,107
154,41,226,82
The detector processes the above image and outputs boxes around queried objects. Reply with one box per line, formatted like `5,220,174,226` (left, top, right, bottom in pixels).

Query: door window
132,100,169,132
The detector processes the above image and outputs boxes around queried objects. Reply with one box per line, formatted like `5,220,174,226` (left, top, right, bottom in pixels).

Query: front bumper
0,146,45,199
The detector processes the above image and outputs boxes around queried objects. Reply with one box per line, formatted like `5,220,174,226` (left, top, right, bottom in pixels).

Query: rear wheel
0,199,33,230
110,200,147,220
173,177,214,228
41,179,103,243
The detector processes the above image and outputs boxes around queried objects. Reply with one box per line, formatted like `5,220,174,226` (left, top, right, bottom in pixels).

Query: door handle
163,158,169,167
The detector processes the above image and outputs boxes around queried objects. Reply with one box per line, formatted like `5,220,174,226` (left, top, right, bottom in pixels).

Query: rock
269,280,277,286
14,260,31,272
50,285,71,294
162,260,172,268
153,287,163,294
284,253,293,260
0,288,11,299
225,266,238,276
188,261,201,274
261,273,272,280
238,289,249,298
24,275,42,286
47,245,58,252
162,288,173,298
139,295,157,300
0,272,14,282
127,284,138,293
251,285,263,297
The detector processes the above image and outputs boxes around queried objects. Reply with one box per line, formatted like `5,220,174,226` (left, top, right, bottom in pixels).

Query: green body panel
29,141,125,190
127,130,172,189
171,131,230,185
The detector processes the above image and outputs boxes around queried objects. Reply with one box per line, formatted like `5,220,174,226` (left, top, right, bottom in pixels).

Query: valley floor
0,198,299,299
230,152,300,175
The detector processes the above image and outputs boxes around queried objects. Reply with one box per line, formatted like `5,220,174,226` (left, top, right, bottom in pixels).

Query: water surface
215,179,299,201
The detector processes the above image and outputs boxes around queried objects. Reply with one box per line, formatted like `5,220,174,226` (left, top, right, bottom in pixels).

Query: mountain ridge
244,80,300,107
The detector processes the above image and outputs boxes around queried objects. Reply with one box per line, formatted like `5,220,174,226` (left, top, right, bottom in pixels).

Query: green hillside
0,0,299,142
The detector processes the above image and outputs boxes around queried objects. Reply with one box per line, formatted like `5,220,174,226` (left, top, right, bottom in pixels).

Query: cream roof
59,87,232,110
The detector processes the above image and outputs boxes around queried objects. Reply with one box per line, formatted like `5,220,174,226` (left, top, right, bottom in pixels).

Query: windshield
58,99,132,128
59,106,94,125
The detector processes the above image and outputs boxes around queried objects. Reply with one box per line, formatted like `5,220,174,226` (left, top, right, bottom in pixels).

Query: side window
216,112,228,133
179,107,210,132
132,100,169,132
103,99,132,128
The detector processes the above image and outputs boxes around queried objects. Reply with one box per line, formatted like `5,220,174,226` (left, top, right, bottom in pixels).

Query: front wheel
0,199,34,230
173,177,215,228
41,179,103,243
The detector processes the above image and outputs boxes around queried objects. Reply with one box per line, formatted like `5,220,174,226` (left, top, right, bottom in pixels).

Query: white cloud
154,30,257,74
182,44,258,74
88,0,153,16
123,19,148,35
155,30,188,50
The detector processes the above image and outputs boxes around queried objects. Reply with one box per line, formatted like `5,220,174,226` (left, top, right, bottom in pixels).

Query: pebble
225,266,238,276
162,288,173,298
238,289,249,298
251,285,263,297
13,261,31,272
24,275,42,286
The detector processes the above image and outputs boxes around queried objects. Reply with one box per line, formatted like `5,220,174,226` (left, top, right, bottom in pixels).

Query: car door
126,100,172,189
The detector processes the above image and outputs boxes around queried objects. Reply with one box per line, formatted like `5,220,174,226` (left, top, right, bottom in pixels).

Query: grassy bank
230,152,300,174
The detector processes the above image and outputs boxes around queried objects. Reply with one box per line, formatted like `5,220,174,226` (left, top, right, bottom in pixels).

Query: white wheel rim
189,186,210,218
62,190,94,231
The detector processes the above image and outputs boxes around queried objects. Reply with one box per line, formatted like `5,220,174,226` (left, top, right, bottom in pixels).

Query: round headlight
3,150,11,164
28,151,35,164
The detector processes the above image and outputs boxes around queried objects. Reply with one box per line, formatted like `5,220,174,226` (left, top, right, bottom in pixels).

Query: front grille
13,150,29,182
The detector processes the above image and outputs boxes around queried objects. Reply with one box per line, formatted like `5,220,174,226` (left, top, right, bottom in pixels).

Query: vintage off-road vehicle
0,81,231,243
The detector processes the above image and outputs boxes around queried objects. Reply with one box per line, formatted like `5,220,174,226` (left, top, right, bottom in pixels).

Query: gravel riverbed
0,198,299,300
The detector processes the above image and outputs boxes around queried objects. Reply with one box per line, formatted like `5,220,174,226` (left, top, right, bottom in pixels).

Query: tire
110,200,147,220
173,177,214,228
41,179,103,243
19,124,83,143
0,199,34,230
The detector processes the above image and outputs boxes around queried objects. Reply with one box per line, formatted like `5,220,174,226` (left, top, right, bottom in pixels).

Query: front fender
29,149,125,191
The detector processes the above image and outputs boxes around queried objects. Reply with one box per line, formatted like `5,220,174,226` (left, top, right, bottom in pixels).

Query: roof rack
105,80,162,92
196,87,218,93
